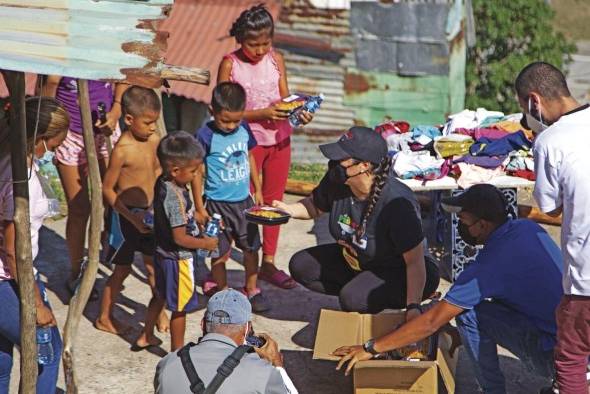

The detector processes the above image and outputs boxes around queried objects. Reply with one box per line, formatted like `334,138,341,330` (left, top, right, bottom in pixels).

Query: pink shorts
56,126,121,167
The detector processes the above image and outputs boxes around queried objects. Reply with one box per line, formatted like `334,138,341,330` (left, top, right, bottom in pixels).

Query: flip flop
202,276,219,297
130,337,163,352
258,269,297,289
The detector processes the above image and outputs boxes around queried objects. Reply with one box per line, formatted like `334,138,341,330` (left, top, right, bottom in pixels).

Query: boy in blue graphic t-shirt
192,82,268,312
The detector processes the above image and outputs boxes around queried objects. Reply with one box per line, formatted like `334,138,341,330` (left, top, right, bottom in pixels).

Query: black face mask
327,160,364,184
458,221,479,246
328,163,349,184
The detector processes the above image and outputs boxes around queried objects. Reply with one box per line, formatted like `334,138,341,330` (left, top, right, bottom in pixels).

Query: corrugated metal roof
276,0,356,132
159,0,281,102
0,0,173,86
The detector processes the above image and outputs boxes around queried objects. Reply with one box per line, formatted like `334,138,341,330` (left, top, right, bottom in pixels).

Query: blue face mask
35,140,55,169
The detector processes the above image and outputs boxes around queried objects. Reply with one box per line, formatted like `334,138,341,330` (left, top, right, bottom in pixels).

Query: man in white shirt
516,61,590,394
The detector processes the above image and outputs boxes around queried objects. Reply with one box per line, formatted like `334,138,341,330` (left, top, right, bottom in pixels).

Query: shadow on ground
37,226,168,358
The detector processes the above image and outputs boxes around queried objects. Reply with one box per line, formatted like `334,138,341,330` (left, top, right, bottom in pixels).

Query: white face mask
526,98,548,135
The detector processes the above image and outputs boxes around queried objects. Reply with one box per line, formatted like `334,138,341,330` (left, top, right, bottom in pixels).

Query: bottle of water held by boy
37,327,54,365
289,94,324,127
197,213,221,258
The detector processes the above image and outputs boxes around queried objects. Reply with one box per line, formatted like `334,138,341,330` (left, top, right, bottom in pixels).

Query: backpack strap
203,345,253,394
177,342,205,394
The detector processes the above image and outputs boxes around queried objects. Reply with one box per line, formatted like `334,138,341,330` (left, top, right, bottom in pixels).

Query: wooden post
61,79,104,394
4,70,38,393
153,88,167,136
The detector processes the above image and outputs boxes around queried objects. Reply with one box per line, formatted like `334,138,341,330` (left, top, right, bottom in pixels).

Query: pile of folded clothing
376,108,535,188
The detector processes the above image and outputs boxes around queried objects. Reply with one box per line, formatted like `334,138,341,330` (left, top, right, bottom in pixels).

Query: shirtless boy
95,86,169,343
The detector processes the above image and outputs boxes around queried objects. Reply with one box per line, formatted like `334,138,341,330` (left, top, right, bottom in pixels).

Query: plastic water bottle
143,210,154,229
289,94,324,127
37,172,61,218
197,213,221,258
37,327,54,365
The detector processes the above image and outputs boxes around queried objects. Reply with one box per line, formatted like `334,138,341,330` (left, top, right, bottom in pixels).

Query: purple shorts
155,254,199,313
55,126,121,167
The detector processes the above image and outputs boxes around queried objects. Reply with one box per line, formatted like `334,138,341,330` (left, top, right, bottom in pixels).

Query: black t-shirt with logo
312,174,424,271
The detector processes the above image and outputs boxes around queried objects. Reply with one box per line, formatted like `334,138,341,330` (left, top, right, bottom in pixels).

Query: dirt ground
9,193,556,393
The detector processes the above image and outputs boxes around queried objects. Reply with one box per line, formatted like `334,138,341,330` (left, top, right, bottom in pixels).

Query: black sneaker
248,292,271,313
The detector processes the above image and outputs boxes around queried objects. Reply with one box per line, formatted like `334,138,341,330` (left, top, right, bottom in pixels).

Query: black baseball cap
441,184,508,222
319,126,388,165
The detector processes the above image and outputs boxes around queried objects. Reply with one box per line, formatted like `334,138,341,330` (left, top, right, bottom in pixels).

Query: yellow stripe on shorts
177,257,195,311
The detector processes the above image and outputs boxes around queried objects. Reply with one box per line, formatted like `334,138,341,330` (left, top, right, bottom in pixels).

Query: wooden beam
285,179,315,196
61,79,104,394
4,70,38,393
122,65,210,88
159,65,210,85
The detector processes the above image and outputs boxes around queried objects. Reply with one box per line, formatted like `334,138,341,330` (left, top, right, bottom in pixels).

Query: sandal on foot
258,269,297,289
240,287,271,313
130,337,163,352
203,276,220,297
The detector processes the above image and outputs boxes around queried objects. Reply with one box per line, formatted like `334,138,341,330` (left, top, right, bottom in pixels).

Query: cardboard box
313,309,458,394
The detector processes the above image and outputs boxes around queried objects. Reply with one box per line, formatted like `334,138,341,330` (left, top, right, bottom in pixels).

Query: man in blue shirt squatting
333,184,564,394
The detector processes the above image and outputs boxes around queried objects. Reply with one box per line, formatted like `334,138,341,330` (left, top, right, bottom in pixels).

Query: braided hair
356,156,392,240
230,4,274,43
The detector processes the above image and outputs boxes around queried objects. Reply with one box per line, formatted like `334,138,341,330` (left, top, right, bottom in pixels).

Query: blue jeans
0,279,62,394
456,300,555,394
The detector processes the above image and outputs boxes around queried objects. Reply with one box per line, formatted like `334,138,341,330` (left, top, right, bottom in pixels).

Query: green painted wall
344,40,466,127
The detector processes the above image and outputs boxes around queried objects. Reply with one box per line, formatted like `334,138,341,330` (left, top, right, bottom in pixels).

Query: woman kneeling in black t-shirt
273,127,439,316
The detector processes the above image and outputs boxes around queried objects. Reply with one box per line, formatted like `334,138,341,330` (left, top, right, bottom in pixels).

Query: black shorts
111,209,155,265
206,198,261,257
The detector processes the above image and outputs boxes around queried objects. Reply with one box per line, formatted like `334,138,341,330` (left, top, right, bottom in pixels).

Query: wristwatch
362,338,379,356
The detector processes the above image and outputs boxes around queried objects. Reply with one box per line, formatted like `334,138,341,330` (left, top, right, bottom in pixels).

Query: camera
246,335,266,348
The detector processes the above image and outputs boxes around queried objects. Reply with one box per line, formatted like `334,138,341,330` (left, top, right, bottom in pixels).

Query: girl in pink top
218,5,312,290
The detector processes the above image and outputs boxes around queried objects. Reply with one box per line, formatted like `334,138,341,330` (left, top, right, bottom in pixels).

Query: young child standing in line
191,82,268,312
95,86,170,340
144,131,217,351
218,5,313,290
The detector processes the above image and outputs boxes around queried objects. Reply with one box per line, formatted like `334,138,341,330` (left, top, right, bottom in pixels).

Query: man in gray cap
154,289,293,393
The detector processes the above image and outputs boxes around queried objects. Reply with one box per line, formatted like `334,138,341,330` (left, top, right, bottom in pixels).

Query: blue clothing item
411,125,441,140
479,115,505,128
196,122,257,202
0,279,62,394
469,130,531,156
445,219,563,350
456,301,554,394
108,210,124,251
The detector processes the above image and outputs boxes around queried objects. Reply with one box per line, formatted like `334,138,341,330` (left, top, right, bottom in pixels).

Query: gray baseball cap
205,289,251,325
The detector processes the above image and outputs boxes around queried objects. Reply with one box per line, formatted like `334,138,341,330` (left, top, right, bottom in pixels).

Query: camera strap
177,342,253,394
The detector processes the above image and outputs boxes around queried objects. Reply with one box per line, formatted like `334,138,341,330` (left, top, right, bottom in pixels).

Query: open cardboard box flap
436,330,459,394
312,309,405,361
313,309,459,393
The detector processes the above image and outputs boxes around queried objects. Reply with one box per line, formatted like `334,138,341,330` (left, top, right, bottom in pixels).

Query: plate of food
244,206,291,226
